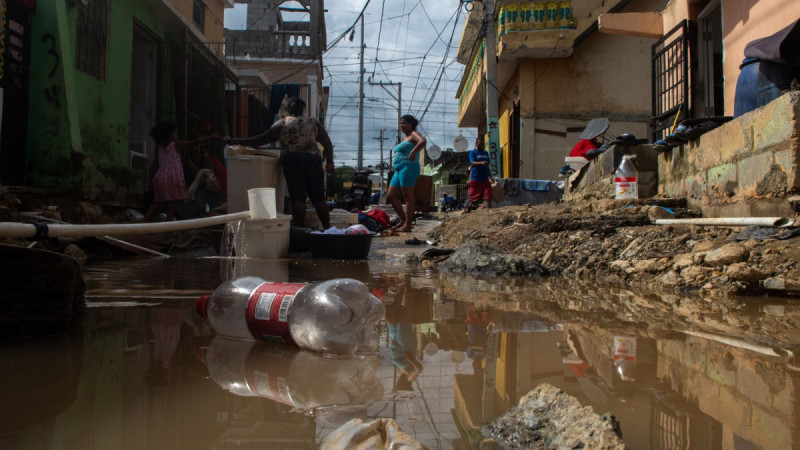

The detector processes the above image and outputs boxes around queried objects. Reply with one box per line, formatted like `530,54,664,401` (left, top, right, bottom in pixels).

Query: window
651,20,690,141
75,0,108,81
193,0,206,33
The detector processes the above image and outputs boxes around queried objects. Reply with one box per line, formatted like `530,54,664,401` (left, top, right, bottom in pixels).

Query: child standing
143,121,219,222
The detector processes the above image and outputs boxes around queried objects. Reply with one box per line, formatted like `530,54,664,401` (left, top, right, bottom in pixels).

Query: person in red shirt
568,137,600,159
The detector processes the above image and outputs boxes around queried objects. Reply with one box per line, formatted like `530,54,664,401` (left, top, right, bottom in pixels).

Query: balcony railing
225,29,318,61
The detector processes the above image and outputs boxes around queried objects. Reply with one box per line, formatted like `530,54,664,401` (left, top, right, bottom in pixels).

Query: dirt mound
429,202,800,299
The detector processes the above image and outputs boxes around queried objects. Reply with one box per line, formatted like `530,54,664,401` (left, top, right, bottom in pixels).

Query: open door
129,24,159,175
697,0,724,117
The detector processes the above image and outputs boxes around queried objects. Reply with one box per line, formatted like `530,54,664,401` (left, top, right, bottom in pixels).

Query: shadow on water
1,256,798,449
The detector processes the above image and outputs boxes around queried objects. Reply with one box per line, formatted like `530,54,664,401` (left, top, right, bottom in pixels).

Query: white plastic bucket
248,188,277,219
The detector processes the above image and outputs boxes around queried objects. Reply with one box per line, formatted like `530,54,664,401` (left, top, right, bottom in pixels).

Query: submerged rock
438,241,548,276
483,383,625,449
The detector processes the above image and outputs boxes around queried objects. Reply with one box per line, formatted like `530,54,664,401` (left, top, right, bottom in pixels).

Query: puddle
1,257,797,449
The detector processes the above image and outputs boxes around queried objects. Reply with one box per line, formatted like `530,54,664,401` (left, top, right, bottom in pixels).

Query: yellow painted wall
499,110,511,178
164,0,226,43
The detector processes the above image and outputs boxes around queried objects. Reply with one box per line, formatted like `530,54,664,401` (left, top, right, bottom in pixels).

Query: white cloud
225,1,478,167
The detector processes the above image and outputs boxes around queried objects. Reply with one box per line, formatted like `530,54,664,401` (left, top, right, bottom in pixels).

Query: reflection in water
385,279,425,389
206,337,383,411
1,258,797,449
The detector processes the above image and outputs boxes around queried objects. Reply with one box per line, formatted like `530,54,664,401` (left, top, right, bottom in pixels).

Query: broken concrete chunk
482,383,625,449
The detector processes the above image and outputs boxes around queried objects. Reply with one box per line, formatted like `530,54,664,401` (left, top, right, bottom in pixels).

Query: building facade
3,0,235,201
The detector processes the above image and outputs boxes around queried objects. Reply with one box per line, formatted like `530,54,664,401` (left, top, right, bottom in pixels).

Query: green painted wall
27,1,173,199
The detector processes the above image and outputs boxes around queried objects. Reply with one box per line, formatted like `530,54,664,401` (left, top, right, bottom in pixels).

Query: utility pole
357,15,365,170
484,0,502,177
373,129,389,197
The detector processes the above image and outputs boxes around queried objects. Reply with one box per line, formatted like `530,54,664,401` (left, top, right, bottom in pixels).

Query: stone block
683,340,706,371
717,386,751,428
736,363,772,409
684,173,707,199
737,151,775,195
752,93,796,152
772,381,794,416
716,122,751,163
750,404,792,449
774,149,800,190
707,163,737,198
639,171,658,198
694,374,722,417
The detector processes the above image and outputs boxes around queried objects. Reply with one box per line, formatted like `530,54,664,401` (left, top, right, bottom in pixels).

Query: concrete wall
516,0,663,180
659,92,800,217
659,335,800,449
26,1,171,196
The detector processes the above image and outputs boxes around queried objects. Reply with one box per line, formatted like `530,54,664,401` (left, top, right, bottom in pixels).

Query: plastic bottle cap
196,295,210,318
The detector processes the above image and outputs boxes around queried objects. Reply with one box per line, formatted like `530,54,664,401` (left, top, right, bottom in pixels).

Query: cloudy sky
225,0,478,169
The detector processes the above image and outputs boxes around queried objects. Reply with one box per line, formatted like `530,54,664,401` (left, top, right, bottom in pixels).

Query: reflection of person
147,307,187,384
387,114,426,233
466,136,493,212
227,97,335,229
389,322,423,390
383,277,426,390
143,121,219,222
466,304,493,376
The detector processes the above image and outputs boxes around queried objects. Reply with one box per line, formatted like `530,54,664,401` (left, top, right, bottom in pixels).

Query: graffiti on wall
42,33,60,109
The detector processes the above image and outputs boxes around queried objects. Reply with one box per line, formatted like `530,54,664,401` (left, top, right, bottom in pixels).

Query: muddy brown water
1,255,798,449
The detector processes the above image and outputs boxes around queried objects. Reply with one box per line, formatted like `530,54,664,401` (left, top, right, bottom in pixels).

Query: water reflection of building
450,308,799,449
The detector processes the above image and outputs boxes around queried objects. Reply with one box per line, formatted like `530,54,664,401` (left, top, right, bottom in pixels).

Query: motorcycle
349,169,374,211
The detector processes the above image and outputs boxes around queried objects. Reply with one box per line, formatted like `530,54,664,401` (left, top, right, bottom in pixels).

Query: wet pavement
1,225,799,449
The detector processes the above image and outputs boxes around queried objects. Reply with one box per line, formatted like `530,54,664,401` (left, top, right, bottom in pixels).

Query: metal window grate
651,20,690,142
167,32,231,163
76,0,108,81
193,0,206,34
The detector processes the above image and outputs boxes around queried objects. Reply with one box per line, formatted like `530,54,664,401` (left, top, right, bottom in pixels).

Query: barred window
76,0,108,81
193,0,206,33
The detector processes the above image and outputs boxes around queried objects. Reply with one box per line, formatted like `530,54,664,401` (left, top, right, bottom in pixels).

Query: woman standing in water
387,115,426,232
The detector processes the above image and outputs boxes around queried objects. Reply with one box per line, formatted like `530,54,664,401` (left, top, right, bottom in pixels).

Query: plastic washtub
308,232,375,259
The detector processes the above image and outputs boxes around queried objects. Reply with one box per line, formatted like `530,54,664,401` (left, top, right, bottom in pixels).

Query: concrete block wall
565,144,660,200
659,92,800,217
657,336,799,449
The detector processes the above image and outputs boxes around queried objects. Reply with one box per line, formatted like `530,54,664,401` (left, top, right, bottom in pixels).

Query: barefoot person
387,114,426,232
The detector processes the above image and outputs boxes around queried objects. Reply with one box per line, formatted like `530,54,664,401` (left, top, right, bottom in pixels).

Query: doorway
129,24,159,174
697,0,724,117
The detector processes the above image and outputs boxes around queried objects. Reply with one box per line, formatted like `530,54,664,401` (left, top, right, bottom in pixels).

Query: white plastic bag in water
320,418,423,450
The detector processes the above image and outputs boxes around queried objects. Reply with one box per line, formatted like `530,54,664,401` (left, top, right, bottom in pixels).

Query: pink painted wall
663,0,800,116
721,0,800,115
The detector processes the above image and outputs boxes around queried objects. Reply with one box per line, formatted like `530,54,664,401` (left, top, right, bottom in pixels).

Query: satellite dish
579,118,610,140
427,144,441,160
453,134,468,152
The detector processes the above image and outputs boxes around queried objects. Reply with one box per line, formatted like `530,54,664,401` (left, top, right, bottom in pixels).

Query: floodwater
2,255,799,449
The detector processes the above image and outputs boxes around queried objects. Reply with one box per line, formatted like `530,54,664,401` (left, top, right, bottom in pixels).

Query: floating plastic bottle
196,276,385,355
205,336,384,410
614,154,638,200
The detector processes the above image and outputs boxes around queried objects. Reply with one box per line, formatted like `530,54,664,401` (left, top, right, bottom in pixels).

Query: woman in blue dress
388,114,426,232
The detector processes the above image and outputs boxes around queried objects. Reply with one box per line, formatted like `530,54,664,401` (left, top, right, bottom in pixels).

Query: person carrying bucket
227,97,335,229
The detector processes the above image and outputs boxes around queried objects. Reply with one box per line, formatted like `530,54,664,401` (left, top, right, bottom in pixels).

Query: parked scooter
349,170,374,211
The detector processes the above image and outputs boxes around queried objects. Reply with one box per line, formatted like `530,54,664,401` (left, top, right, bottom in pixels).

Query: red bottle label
244,345,295,407
246,282,306,345
615,177,636,182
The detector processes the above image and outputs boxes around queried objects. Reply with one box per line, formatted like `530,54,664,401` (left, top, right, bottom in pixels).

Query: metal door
129,25,159,173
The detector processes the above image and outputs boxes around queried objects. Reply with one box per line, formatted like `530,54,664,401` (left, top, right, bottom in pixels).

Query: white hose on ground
654,217,794,227
0,211,252,239
683,330,794,358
